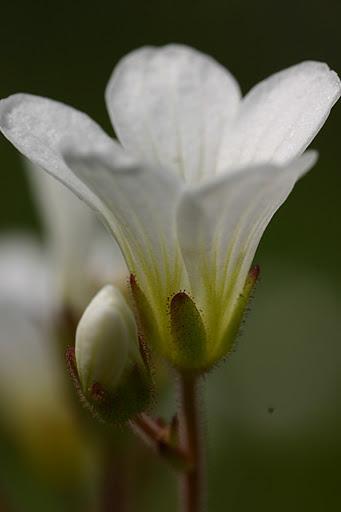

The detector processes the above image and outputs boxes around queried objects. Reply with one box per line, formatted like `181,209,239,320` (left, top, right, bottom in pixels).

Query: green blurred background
0,0,340,510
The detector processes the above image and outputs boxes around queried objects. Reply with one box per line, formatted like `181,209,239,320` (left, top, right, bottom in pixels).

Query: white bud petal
75,285,138,394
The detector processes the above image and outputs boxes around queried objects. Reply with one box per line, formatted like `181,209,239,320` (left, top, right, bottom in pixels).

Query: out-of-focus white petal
218,62,341,170
0,94,130,216
0,303,94,479
62,146,184,320
0,234,53,316
0,304,63,408
106,44,241,182
177,151,317,360
25,159,100,311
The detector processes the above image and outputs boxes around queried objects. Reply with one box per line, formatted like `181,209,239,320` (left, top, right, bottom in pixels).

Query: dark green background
0,0,340,510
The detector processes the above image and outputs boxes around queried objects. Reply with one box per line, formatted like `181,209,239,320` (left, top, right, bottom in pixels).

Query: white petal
88,224,128,287
62,145,184,315
177,151,317,354
25,158,103,311
0,302,92,475
0,302,64,411
0,233,54,316
218,62,340,170
106,44,241,182
25,158,129,308
0,94,128,216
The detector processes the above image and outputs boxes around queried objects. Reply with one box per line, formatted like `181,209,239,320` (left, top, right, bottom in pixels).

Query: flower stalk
178,375,205,512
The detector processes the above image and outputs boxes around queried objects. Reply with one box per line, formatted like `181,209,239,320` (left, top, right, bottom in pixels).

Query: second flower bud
75,285,152,423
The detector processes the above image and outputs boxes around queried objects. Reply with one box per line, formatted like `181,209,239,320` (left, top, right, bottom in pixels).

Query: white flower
0,45,339,368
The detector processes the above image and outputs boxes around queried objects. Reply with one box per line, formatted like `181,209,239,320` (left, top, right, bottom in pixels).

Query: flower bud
74,285,152,422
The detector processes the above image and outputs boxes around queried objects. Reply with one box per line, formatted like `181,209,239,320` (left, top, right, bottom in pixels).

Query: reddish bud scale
66,346,103,422
65,346,81,395
90,382,106,401
248,264,260,282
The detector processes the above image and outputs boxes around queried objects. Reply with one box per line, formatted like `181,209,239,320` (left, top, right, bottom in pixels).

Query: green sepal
89,363,152,424
130,274,158,347
170,292,207,372
66,347,153,424
216,264,260,361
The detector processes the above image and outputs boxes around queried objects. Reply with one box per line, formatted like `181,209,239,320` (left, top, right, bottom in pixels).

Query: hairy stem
178,375,205,512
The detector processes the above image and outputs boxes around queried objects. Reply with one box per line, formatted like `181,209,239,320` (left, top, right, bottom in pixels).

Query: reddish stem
129,414,189,470
178,375,205,512
131,413,166,446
